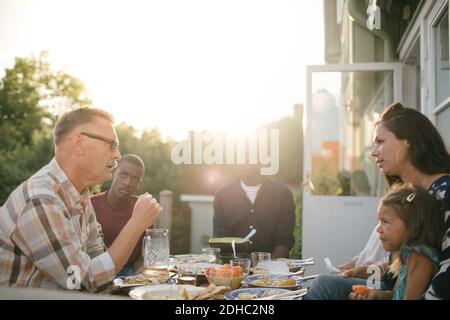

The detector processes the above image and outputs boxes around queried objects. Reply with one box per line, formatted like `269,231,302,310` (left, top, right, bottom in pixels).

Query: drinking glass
202,247,220,263
252,266,269,276
230,258,251,276
177,263,198,286
251,252,271,268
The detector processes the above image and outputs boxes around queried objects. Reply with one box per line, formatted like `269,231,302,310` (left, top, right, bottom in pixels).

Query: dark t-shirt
91,191,144,267
213,176,295,253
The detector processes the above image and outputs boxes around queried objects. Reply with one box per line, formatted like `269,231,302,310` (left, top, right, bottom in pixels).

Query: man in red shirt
92,154,146,276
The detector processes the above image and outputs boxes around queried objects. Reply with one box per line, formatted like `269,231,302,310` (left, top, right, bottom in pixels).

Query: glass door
302,63,403,275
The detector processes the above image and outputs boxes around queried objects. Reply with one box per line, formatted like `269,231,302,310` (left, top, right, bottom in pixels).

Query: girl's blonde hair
380,183,444,276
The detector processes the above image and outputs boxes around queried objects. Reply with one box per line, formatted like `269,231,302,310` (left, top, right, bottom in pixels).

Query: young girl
350,184,445,300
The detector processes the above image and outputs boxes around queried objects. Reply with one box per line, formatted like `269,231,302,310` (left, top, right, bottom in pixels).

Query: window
434,10,449,105
437,107,450,146
431,4,450,147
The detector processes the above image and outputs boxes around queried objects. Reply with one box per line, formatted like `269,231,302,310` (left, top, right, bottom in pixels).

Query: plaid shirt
0,158,116,292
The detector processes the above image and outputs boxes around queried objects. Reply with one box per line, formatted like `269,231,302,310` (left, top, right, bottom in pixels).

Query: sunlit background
0,0,324,140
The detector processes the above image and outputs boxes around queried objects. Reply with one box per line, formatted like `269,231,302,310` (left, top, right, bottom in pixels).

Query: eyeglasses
80,132,119,152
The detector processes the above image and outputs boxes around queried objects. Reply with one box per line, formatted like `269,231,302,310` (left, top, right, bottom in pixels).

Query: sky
0,0,324,140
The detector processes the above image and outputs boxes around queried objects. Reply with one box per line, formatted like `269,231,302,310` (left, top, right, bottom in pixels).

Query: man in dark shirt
92,154,146,276
213,164,295,259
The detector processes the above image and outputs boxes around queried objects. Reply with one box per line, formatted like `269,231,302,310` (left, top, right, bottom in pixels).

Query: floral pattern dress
424,175,450,300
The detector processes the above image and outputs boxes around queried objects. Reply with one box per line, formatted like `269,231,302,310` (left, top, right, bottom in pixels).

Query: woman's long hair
376,102,450,187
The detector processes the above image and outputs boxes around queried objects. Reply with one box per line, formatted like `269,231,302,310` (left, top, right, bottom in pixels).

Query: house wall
302,196,379,274
180,195,214,254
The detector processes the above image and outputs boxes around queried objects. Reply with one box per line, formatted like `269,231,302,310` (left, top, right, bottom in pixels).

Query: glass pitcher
142,229,170,278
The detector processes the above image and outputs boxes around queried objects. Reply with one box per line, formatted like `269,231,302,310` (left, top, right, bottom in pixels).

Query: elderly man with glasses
0,107,161,292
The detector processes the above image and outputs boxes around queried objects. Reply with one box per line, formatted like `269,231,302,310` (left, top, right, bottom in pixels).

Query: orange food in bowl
204,265,244,289
205,267,216,276
215,269,231,278
231,266,243,277
353,285,369,295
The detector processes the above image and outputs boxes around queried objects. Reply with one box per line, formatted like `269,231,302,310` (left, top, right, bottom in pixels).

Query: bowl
208,237,251,254
204,266,244,290
129,284,204,300
225,287,291,300
205,273,244,290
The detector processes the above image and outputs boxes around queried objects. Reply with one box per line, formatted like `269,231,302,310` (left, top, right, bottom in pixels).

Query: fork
279,293,307,300
254,288,308,300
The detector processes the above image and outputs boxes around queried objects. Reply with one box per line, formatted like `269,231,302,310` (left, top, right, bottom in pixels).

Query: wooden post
158,190,173,230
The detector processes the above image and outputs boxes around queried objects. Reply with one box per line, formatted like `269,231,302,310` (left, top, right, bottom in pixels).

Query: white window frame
424,0,450,121
305,62,404,197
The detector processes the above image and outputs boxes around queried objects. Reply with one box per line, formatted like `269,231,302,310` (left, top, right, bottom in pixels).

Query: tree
261,105,303,187
0,52,91,203
0,128,55,204
0,52,91,151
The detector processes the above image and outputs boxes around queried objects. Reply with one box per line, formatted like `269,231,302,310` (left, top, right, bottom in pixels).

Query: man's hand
131,193,162,230
108,193,162,273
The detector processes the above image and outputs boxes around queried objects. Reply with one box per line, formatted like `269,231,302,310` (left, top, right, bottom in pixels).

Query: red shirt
91,191,144,267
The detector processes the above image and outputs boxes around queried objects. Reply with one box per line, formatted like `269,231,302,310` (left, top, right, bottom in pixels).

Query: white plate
225,288,291,300
129,284,205,300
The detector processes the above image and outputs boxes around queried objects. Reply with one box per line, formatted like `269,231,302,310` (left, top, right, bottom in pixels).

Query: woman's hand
340,266,370,279
349,285,375,300
349,286,393,300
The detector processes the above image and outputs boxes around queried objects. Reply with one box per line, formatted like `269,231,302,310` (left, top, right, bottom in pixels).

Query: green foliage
0,128,55,204
311,166,341,196
261,109,303,186
289,189,303,258
0,52,91,204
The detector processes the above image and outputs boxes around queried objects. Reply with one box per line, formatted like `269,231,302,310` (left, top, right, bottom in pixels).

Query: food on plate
129,284,221,300
143,288,190,300
352,285,369,295
121,274,161,286
237,292,257,300
249,275,297,287
232,288,289,300
191,284,230,300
